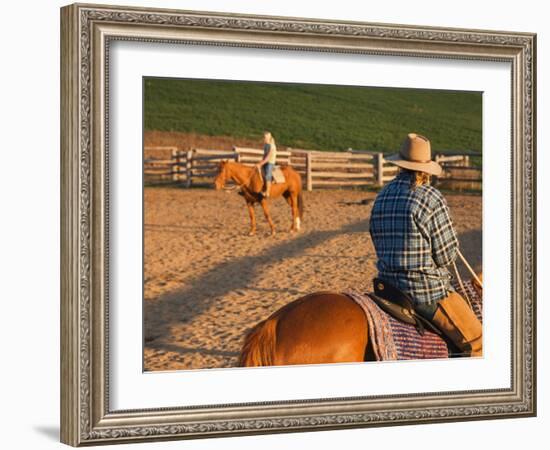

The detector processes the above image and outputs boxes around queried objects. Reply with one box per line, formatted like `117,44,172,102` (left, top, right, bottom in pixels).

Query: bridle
221,164,261,193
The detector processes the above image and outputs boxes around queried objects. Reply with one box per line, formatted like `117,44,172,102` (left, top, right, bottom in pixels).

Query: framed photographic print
60,3,536,446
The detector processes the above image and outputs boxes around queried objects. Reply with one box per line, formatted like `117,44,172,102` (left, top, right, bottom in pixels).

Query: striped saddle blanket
345,280,482,360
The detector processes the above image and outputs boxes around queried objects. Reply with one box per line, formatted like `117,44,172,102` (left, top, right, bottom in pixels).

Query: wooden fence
288,149,396,190
144,146,481,191
434,154,482,191
143,147,179,184
233,147,387,190
234,147,292,166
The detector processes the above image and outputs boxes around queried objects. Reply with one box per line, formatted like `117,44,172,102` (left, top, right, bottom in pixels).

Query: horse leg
289,192,301,232
260,198,275,235
283,192,292,207
246,201,257,236
283,192,296,233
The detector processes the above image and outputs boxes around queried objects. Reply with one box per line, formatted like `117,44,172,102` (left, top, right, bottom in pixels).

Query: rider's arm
427,194,459,268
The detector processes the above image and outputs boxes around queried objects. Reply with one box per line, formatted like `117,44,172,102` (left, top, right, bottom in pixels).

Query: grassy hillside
144,78,482,153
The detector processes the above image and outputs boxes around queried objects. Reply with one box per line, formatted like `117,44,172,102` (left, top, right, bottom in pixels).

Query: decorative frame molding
60,3,536,446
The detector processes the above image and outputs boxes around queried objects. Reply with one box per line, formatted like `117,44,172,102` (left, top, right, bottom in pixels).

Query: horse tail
297,191,304,220
238,317,278,367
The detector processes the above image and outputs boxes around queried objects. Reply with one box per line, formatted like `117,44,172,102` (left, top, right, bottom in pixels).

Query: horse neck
228,163,255,187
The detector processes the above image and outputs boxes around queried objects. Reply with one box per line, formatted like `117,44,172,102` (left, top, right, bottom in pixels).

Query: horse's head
214,160,230,190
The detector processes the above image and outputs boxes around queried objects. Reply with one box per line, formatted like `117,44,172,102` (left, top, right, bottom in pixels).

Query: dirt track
144,188,482,371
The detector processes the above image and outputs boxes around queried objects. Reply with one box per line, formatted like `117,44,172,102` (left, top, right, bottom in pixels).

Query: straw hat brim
385,153,443,177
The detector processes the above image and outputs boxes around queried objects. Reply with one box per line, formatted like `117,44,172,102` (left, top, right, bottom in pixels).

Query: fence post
171,149,179,182
233,146,240,162
433,154,442,187
376,153,384,187
186,150,193,188
306,152,313,192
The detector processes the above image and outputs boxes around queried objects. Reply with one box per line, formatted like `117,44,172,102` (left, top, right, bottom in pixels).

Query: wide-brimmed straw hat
385,133,442,177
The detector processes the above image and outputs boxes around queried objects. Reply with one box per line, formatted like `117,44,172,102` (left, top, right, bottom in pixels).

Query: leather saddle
370,278,442,337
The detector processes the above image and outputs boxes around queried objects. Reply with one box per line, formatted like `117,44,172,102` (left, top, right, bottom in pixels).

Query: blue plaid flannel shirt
369,171,459,305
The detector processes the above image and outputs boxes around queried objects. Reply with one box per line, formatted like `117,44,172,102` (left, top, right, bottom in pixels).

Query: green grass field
144,77,482,154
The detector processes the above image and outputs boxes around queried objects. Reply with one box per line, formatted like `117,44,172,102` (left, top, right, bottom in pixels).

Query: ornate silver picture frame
60,3,536,446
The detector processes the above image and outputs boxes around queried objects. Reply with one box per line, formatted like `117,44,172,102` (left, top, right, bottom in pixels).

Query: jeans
415,301,439,320
263,163,274,182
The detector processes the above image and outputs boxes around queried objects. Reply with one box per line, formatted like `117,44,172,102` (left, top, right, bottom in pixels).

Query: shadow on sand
143,217,371,352
143,216,481,364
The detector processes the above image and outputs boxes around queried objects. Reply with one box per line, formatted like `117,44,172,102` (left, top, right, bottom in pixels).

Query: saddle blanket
272,166,285,184
345,280,482,361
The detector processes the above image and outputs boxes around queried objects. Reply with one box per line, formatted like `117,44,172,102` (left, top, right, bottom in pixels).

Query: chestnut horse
214,161,304,236
238,275,482,367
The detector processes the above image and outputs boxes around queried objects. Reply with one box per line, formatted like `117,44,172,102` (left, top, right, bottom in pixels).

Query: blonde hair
263,131,276,147
402,169,431,189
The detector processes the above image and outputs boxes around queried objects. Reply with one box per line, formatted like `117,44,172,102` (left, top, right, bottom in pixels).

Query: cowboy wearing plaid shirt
369,133,482,357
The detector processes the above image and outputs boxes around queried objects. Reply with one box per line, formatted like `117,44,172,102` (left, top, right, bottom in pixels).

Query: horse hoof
248,231,256,236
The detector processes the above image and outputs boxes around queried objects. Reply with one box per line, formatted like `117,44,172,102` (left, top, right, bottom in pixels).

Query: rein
452,260,473,310
452,248,482,311
457,249,483,288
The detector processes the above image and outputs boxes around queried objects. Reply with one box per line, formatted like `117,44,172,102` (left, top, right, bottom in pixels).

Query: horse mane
248,166,264,194
226,162,264,195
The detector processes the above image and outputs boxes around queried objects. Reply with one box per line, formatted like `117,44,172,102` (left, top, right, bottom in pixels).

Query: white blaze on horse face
296,217,301,230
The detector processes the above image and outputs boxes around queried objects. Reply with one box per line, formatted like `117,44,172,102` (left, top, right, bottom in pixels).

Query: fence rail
434,153,482,190
144,146,481,191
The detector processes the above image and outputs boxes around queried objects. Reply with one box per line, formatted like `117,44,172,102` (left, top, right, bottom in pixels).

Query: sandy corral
144,188,482,371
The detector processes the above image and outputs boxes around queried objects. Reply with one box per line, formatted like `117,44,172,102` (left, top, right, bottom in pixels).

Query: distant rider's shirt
263,143,277,165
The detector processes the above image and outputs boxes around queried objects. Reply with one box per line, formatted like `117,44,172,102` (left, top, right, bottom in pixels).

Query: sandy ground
143,188,482,371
